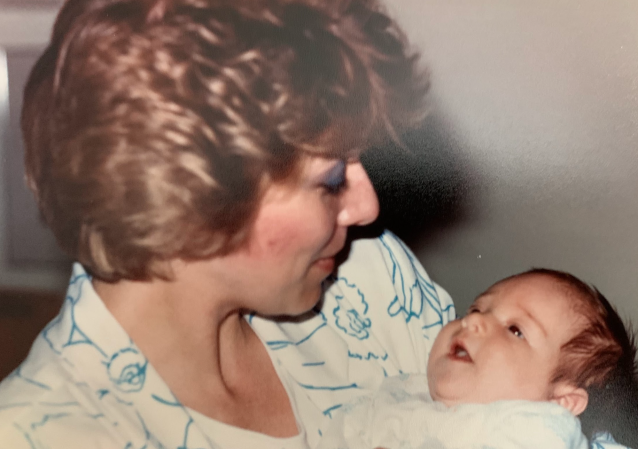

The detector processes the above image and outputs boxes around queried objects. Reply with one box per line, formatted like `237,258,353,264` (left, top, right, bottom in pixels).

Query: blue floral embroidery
265,313,328,351
332,278,371,340
106,348,148,393
380,233,456,329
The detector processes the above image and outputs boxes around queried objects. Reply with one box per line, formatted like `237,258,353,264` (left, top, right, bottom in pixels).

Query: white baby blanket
317,374,589,449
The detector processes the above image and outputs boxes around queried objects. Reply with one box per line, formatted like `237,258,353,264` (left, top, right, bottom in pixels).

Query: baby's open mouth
449,342,472,362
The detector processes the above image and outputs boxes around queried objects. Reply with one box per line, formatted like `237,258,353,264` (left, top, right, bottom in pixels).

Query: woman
0,0,454,447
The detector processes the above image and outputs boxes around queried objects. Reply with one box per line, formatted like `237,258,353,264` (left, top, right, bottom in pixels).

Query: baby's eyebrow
463,298,486,316
521,308,548,339
470,294,489,308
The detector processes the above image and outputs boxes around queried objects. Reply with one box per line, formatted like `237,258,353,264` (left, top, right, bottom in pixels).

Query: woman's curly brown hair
22,0,428,281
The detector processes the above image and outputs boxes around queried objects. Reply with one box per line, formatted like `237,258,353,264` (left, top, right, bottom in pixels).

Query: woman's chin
287,291,323,317
256,289,323,319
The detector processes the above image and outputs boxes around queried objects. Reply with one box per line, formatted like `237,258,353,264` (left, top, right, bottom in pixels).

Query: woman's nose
337,162,380,227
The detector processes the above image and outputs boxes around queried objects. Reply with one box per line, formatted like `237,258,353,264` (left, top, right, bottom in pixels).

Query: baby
318,269,638,449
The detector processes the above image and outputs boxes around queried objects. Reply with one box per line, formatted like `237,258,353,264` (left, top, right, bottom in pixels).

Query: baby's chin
429,385,497,408
428,375,465,407
429,385,464,408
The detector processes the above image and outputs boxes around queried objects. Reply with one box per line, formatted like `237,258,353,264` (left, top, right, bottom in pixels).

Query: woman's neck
92,270,250,392
91,271,298,436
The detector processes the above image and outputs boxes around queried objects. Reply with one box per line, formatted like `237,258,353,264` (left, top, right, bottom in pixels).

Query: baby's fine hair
516,268,638,447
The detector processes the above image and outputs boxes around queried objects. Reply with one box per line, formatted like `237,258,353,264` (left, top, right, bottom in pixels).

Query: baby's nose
462,312,489,334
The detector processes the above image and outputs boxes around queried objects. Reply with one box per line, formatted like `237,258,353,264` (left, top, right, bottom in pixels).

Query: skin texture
427,274,588,414
94,155,380,437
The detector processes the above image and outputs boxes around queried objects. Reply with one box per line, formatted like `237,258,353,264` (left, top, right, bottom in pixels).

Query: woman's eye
508,325,524,339
322,160,347,195
323,179,347,195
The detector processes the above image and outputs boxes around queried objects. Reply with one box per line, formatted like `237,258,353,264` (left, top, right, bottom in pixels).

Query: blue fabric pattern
0,231,624,449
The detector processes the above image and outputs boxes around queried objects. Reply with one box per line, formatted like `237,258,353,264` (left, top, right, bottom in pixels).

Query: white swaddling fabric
317,374,589,449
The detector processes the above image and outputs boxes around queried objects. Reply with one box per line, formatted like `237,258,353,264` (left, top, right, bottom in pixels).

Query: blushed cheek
250,193,337,260
428,340,445,372
255,206,329,260
258,219,302,257
430,322,456,358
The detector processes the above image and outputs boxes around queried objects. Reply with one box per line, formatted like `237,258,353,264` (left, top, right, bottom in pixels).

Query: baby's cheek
430,321,456,354
426,330,452,382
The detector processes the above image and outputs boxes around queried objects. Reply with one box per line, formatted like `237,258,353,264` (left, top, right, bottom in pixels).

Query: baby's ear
550,383,589,416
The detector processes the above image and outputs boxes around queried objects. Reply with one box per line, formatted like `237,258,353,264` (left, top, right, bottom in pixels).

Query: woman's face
210,156,379,316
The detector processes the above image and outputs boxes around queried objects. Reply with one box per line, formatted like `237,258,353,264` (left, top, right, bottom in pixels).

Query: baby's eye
508,325,524,339
467,307,480,315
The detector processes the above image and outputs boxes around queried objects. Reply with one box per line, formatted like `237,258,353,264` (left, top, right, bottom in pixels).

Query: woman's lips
314,234,346,273
314,256,335,273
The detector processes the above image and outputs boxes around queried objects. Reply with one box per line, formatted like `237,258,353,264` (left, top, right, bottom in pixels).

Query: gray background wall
0,6,66,291
1,1,638,326
386,0,638,322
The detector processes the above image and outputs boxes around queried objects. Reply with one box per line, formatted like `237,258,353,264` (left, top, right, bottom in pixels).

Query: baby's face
427,274,583,407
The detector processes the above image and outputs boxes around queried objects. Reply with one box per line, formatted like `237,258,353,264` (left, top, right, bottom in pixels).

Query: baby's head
427,269,633,416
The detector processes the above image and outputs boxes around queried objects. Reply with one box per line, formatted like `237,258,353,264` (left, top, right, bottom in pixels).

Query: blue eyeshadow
323,160,347,192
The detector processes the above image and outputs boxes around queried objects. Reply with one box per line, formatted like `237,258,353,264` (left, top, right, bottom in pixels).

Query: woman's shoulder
0,265,207,449
0,347,122,448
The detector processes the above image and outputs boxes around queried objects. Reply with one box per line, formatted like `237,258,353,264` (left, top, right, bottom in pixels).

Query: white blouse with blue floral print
0,231,621,449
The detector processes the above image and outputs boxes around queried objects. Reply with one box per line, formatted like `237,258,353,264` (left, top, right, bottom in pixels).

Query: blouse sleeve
323,230,456,374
